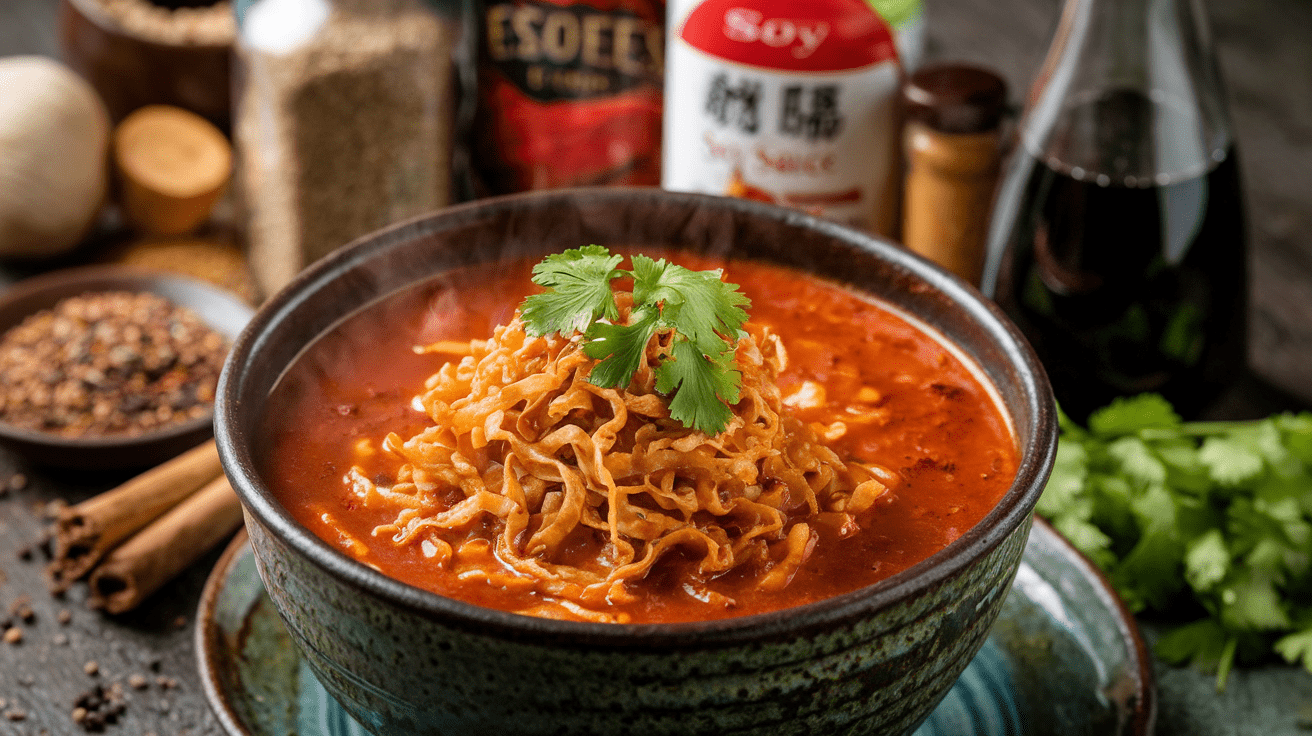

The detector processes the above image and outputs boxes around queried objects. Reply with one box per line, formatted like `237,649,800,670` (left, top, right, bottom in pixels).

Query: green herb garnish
520,246,750,435
1041,393,1312,690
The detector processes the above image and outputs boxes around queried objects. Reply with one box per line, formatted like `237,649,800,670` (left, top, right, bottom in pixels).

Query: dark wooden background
0,0,1309,734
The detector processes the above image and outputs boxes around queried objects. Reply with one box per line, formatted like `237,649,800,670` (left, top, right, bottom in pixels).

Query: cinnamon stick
89,474,243,614
47,440,221,591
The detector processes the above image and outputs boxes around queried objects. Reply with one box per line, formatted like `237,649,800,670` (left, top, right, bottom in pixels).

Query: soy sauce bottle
982,0,1247,422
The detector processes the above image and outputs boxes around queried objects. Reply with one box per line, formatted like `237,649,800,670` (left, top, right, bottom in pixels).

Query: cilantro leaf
583,307,660,389
1244,536,1296,583
1233,420,1292,466
657,339,741,435
1088,473,1139,551
1045,393,1312,690
1129,483,1178,533
1275,626,1312,673
1111,525,1185,612
1184,528,1229,593
1052,513,1116,568
520,246,624,336
1107,436,1168,487
1219,568,1291,631
1155,439,1212,495
519,246,752,435
629,255,750,356
1254,469,1312,509
1088,393,1180,437
1199,436,1266,487
1156,618,1231,671
1276,412,1312,464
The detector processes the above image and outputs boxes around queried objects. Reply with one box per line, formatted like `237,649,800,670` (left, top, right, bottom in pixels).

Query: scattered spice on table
0,291,228,438
9,595,34,623
72,682,127,732
15,534,52,562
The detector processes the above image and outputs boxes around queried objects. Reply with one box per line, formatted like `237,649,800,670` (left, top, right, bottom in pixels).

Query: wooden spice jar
58,0,234,130
900,64,1008,285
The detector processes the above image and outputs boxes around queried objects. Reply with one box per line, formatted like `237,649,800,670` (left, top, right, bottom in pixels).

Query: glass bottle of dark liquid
982,0,1247,422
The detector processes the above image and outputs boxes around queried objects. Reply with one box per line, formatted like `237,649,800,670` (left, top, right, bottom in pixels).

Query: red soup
257,255,1018,624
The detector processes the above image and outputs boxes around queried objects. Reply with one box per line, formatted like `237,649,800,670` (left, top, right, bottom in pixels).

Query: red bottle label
474,0,665,193
678,0,898,72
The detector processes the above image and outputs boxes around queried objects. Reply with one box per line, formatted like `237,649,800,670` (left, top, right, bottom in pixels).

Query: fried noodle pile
348,302,894,622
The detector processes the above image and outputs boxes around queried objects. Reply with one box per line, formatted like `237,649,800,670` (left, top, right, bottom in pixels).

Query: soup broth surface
258,255,1018,623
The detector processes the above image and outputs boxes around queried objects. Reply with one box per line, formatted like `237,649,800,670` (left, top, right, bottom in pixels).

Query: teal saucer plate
196,518,1154,736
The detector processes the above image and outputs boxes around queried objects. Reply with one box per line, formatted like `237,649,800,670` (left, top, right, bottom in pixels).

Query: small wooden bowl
58,0,233,131
0,266,253,470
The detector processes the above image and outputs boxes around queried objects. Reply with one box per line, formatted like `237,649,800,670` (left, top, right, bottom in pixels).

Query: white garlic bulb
0,56,110,258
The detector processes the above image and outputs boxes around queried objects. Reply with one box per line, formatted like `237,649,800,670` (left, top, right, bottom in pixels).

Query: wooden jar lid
113,104,231,236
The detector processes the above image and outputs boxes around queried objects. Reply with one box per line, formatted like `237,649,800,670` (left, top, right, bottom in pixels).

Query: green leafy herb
519,246,750,435
518,245,623,336
1042,394,1312,690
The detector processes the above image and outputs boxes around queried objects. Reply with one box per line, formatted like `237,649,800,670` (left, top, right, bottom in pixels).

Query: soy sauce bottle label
662,0,903,234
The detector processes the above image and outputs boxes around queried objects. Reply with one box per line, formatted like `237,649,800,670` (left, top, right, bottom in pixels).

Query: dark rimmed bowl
215,188,1058,735
0,265,253,470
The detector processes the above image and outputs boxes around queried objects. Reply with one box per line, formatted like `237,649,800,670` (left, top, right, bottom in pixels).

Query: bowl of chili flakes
0,265,253,470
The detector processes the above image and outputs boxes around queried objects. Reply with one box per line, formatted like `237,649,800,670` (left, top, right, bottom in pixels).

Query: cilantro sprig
1040,393,1312,690
519,246,750,435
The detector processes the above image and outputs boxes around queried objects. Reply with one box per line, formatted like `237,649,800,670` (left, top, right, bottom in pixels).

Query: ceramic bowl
215,188,1058,736
0,265,253,469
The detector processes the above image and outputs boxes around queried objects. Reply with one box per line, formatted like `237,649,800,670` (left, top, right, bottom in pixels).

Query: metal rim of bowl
216,187,1059,648
0,264,253,460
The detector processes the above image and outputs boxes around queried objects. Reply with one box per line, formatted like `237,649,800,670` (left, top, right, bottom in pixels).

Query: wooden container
113,105,232,236
58,0,233,131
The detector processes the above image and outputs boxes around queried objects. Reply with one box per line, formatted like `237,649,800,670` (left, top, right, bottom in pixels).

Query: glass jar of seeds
232,0,467,299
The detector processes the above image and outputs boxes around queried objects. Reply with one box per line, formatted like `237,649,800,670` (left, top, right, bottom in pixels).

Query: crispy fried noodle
348,302,895,622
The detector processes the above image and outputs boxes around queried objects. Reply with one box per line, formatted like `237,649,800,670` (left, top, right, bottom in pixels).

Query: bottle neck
1021,0,1232,183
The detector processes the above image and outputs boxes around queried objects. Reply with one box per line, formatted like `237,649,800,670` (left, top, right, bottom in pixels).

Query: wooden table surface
0,0,1309,734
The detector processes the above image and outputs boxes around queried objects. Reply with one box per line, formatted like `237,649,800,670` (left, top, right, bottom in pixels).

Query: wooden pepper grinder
900,64,1008,285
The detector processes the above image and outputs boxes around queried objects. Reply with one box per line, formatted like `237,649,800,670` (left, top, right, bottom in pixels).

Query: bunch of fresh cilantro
519,246,750,436
1040,393,1312,689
